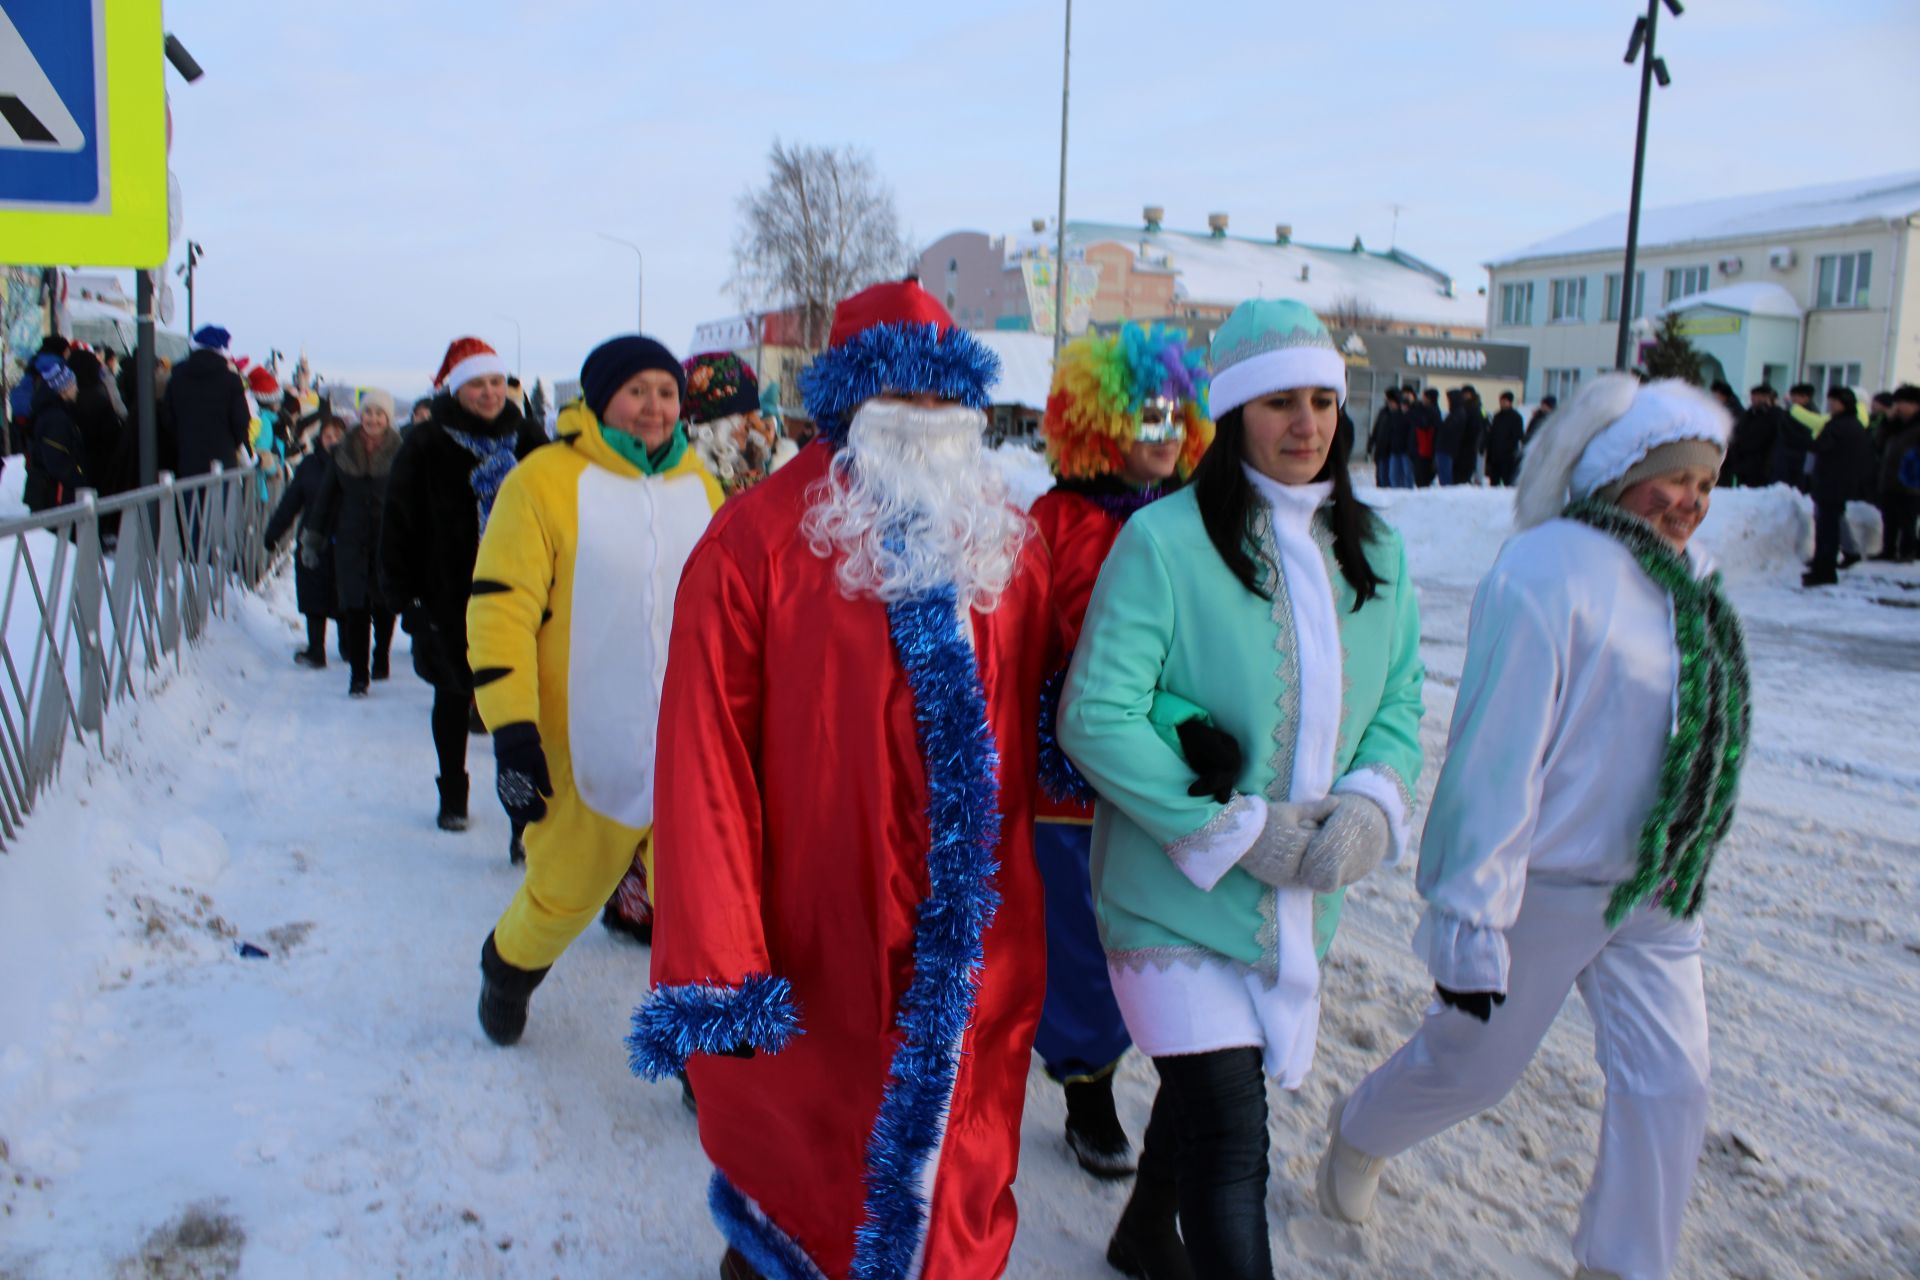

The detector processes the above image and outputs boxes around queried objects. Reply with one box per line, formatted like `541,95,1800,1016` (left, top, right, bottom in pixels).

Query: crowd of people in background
1365,383,1543,491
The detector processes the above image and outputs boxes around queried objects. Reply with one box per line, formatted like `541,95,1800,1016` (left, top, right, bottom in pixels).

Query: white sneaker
1316,1093,1387,1224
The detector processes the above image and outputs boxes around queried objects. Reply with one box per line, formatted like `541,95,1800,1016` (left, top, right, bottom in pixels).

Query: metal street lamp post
598,233,645,333
1614,0,1682,371
1051,0,1072,355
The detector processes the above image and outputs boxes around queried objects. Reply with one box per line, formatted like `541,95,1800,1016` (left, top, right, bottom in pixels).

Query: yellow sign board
0,1,169,267
1677,315,1741,338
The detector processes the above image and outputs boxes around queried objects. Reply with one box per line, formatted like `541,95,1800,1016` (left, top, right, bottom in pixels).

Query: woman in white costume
1319,375,1750,1280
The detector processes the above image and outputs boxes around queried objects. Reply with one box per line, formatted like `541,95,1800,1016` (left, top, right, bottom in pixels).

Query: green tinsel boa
1563,497,1752,926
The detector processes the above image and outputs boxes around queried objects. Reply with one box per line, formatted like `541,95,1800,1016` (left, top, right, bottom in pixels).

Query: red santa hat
434,336,509,392
799,278,1000,443
246,365,280,399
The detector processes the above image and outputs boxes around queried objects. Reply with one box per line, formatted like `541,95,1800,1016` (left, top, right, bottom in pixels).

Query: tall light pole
1051,0,1072,355
175,240,203,335
598,232,645,333
495,313,523,379
1614,0,1681,371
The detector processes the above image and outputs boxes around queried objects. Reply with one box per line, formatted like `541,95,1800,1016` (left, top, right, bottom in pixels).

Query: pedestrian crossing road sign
0,0,167,267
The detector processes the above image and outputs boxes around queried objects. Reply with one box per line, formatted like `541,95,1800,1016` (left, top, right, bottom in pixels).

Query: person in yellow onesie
469,335,724,1046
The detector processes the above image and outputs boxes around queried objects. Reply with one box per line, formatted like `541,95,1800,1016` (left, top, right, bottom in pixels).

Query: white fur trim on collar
443,352,509,392
1209,345,1347,419
1569,379,1730,501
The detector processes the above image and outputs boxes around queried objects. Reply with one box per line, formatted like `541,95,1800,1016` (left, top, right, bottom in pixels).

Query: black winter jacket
380,395,545,688
22,384,85,512
1809,411,1877,506
1722,406,1778,489
161,348,250,477
266,448,337,617
1486,408,1525,468
309,427,401,613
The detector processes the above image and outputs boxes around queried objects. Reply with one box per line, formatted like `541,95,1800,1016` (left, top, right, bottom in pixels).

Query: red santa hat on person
798,278,1000,444
433,336,509,393
246,365,280,400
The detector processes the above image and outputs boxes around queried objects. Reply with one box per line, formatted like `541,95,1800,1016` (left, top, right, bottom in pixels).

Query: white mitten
1235,797,1339,887
1296,794,1390,893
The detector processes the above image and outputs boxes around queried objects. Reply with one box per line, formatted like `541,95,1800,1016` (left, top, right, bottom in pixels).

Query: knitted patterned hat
1207,298,1346,417
682,351,761,425
33,354,75,395
1043,323,1213,480
799,279,1000,443
433,336,508,392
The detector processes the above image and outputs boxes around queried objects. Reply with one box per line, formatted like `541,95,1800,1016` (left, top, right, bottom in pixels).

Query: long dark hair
1191,404,1385,611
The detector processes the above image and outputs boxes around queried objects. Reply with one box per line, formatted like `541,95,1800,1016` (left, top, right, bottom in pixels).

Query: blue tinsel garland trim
799,322,1001,444
625,973,801,1081
1036,667,1096,806
709,1172,828,1280
848,588,1004,1279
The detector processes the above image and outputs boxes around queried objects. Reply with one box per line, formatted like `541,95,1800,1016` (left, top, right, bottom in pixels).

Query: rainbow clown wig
1042,323,1213,480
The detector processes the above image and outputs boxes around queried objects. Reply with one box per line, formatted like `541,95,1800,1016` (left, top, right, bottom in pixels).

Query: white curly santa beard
801,400,1030,612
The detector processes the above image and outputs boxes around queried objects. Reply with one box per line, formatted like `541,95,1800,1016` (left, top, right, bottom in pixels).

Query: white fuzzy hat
1515,375,1731,529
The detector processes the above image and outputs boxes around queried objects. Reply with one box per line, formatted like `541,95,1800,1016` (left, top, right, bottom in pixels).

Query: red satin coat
1030,488,1126,824
651,442,1053,1279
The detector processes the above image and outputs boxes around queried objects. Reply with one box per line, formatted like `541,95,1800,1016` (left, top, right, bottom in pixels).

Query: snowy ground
1,469,1917,1278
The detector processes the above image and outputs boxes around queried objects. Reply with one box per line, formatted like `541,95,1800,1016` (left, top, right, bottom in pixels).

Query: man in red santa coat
628,279,1055,1280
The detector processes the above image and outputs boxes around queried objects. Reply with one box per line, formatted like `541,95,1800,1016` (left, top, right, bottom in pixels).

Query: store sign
1407,344,1489,371
1678,315,1741,337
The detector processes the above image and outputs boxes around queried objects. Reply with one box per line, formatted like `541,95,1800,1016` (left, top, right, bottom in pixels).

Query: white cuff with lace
1413,905,1511,994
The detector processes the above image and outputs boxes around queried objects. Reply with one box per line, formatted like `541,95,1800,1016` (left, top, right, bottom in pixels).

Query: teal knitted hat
1207,298,1346,417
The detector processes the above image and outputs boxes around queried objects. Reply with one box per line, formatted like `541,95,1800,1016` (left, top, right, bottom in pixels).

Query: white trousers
1341,880,1710,1280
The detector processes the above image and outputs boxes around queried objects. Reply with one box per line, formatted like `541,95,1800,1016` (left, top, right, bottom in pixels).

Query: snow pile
1371,480,1880,586
990,440,1056,510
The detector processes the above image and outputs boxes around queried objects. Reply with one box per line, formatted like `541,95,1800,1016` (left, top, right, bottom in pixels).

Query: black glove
1176,716,1244,804
404,605,456,687
1436,985,1507,1024
492,721,553,825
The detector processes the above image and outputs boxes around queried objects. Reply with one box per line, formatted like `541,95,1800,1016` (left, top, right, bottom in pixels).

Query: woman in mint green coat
1060,299,1423,1279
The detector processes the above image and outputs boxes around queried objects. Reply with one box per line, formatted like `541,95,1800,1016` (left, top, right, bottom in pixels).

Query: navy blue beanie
580,336,684,420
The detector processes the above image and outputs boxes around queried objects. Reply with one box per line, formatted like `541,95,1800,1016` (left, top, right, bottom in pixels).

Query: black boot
1066,1071,1137,1179
478,931,550,1046
1106,1166,1195,1280
294,647,326,669
371,652,390,681
437,774,469,832
719,1248,763,1280
601,897,653,945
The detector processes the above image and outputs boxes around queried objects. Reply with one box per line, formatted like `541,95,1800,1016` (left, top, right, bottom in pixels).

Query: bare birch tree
731,141,915,353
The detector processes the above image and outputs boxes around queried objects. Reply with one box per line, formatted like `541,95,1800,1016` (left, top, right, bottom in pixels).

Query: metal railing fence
0,464,285,845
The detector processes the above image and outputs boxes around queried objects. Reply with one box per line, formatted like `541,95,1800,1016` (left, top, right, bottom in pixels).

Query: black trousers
1811,496,1845,575
341,608,396,683
303,612,330,659
431,683,470,783
1140,1048,1274,1279
1878,492,1917,559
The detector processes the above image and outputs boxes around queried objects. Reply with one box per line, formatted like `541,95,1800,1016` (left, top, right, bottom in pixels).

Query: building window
1664,265,1709,304
1498,282,1535,327
1602,271,1646,322
1815,252,1871,308
1806,361,1863,391
1542,367,1582,402
1549,276,1587,324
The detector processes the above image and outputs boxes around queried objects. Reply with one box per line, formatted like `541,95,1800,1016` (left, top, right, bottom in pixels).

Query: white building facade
1486,172,1920,400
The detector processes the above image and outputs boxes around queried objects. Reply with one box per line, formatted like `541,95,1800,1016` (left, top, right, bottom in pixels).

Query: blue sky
157,0,1919,397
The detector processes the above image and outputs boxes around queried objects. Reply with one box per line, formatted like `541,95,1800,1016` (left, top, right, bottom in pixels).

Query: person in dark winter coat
22,357,85,512
161,326,250,478
1803,387,1878,587
1773,385,1818,493
65,350,125,493
381,337,546,830
265,416,346,666
1435,389,1476,485
1523,395,1556,445
1722,385,1780,488
1871,386,1920,562
1369,390,1399,488
9,335,71,457
1486,392,1525,486
309,392,402,697
1415,388,1440,486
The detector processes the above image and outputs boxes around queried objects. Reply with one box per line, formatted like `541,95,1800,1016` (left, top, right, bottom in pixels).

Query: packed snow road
0,486,1916,1277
